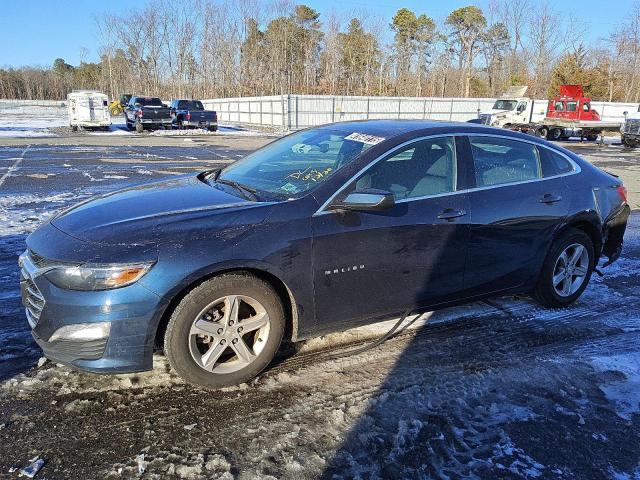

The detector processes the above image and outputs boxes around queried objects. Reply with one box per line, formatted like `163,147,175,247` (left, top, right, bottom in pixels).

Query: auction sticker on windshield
344,132,385,145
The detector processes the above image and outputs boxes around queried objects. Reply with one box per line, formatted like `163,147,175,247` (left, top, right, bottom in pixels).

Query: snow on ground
0,103,265,137
0,104,67,137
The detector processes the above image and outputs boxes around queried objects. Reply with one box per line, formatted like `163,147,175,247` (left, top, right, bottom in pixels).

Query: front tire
622,135,637,148
533,229,595,308
164,274,285,388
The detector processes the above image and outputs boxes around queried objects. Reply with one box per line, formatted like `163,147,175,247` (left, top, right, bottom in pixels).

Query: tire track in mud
256,294,633,380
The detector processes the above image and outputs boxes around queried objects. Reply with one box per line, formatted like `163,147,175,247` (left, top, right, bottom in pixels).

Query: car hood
51,175,254,244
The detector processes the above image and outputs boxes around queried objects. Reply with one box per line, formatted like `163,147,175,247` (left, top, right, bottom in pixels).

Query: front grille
624,119,640,134
20,268,45,329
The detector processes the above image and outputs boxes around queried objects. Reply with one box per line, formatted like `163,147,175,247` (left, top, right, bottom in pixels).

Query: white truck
621,105,640,147
67,90,111,131
476,86,546,128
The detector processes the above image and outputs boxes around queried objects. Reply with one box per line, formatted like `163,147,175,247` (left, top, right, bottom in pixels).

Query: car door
462,135,571,295
311,135,471,332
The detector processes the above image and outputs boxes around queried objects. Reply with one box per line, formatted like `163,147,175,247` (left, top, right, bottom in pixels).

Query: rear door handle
437,209,467,221
540,193,563,204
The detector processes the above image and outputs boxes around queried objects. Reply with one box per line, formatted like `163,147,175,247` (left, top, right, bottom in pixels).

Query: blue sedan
20,120,630,387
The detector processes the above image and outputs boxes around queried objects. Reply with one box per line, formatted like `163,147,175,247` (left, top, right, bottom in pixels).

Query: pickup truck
125,96,173,133
170,99,218,131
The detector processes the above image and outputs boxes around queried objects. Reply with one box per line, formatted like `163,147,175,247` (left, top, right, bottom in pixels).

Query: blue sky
0,0,633,68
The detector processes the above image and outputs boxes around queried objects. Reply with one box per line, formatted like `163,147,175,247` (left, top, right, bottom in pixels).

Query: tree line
2,0,640,102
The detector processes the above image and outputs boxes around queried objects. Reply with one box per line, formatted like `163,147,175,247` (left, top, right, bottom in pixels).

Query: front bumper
19,252,162,373
622,132,640,141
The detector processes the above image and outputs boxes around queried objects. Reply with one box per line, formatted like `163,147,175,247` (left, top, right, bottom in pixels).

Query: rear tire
586,134,599,141
164,273,285,388
533,228,595,308
208,126,218,132
547,128,563,141
535,126,548,139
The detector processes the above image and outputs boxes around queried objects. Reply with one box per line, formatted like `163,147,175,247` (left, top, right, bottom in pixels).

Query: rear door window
538,147,574,177
469,136,542,187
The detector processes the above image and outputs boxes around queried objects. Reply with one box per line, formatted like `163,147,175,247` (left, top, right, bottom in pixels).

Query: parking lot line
0,144,30,189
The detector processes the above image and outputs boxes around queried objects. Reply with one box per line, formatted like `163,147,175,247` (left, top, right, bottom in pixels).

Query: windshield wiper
216,178,259,201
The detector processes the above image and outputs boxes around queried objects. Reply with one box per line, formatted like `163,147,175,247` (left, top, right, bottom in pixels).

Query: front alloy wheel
164,274,285,388
189,295,270,374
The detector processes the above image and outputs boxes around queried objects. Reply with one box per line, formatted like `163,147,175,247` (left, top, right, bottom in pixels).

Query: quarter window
469,136,542,187
354,137,456,200
538,147,573,177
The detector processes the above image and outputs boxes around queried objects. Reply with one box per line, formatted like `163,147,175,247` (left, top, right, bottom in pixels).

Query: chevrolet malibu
20,121,630,388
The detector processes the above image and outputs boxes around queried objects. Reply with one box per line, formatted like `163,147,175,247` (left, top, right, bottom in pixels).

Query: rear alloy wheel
533,229,594,307
164,274,285,388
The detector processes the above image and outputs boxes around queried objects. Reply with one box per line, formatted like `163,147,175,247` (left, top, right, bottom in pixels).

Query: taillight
186,112,191,121
617,185,628,203
136,110,143,118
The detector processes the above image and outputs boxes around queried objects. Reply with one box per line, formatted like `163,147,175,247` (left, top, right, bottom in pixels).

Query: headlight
44,263,153,291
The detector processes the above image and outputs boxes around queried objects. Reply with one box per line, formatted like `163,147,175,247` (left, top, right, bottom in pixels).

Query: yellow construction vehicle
108,94,132,116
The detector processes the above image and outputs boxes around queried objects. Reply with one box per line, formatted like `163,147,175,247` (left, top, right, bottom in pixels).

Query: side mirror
330,189,395,212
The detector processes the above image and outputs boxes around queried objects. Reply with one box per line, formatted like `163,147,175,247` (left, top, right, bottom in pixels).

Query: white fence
203,94,639,130
0,99,67,107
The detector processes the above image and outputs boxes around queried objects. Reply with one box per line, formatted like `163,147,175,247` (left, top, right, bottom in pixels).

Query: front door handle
438,208,467,221
540,193,563,204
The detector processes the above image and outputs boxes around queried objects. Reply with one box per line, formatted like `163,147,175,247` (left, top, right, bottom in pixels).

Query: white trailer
67,90,111,131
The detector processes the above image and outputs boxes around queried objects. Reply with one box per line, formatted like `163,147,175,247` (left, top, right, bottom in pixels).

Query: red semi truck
505,85,622,142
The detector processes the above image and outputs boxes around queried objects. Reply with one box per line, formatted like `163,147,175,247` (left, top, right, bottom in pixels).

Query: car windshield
180,100,204,110
216,128,381,199
137,97,163,107
492,100,518,111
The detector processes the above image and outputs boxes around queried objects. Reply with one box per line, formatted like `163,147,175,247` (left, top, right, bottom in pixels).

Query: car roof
314,119,532,141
